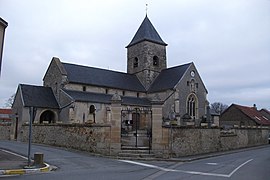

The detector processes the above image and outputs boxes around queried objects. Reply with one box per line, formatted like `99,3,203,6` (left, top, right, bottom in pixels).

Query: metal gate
121,108,152,149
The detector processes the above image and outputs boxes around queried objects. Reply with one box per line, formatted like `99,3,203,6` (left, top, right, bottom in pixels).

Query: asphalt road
0,140,270,180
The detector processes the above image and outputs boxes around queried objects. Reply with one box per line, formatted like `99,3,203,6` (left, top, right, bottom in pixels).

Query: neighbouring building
12,15,209,150
220,104,270,128
0,108,12,125
0,17,8,75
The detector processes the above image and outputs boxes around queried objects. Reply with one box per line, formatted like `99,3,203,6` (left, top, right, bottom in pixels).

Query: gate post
110,93,122,155
151,104,168,157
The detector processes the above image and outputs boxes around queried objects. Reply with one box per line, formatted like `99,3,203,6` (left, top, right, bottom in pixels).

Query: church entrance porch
40,110,55,123
121,108,152,149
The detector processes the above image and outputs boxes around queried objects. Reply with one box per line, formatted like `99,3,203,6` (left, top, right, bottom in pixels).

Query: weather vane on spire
146,3,148,15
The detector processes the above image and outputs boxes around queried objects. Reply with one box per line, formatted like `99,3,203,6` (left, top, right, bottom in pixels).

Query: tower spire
126,16,167,48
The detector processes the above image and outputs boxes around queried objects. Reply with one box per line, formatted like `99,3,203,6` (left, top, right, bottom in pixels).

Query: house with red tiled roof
220,104,270,128
0,108,12,124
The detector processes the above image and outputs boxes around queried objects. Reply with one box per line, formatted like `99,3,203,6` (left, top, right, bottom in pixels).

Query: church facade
12,16,208,149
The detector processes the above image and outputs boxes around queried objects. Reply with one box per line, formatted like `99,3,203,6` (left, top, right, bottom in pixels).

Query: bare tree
5,94,15,107
210,102,228,114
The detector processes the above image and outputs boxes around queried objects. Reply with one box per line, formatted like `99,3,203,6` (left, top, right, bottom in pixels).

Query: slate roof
19,84,59,108
126,15,167,48
62,63,146,92
148,63,191,93
0,17,8,27
122,96,151,106
64,89,151,106
233,104,270,126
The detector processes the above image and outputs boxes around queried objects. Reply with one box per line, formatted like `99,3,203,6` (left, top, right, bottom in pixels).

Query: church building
12,15,208,148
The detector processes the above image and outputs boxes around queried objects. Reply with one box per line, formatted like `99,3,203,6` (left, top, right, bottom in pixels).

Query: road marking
119,159,253,178
119,160,178,172
0,149,28,160
228,159,253,177
142,162,183,180
206,163,218,165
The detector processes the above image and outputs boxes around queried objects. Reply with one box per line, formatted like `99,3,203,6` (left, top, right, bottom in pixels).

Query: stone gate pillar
110,93,122,155
151,103,169,157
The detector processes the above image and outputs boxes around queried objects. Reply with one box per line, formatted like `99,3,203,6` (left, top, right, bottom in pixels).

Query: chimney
253,104,257,110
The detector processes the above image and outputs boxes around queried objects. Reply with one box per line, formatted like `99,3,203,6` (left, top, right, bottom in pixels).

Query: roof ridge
163,62,192,71
62,62,135,76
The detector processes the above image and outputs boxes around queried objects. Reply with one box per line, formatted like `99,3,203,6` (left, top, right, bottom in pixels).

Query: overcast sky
0,0,269,109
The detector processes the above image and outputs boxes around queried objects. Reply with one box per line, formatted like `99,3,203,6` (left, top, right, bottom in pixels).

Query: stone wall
0,124,11,140
13,123,269,158
19,123,112,155
169,127,269,157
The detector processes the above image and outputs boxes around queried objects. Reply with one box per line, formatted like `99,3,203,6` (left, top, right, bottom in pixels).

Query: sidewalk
0,149,51,175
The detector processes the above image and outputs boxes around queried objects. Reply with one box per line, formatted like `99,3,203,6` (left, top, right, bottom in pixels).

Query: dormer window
153,56,159,66
133,57,138,68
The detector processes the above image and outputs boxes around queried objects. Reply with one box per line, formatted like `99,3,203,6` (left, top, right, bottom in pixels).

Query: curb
0,163,51,175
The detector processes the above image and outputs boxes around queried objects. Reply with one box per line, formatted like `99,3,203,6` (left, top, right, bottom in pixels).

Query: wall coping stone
22,123,111,128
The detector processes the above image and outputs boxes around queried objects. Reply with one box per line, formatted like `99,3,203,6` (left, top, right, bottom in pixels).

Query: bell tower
126,15,167,90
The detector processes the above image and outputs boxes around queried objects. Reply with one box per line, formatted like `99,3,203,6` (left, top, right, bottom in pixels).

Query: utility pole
0,17,8,76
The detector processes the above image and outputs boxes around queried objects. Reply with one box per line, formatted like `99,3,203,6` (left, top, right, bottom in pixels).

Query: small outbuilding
220,104,270,128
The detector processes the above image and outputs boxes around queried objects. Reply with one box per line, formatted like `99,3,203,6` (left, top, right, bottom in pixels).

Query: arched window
133,57,138,68
89,105,96,114
187,94,198,119
190,79,195,92
55,82,58,95
153,56,159,66
89,105,96,123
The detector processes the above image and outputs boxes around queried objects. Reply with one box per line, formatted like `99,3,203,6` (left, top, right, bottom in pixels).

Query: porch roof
19,84,59,109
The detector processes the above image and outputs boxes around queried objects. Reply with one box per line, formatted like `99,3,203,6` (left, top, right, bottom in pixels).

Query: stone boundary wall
0,124,11,140
16,124,269,158
169,127,269,157
19,124,112,155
